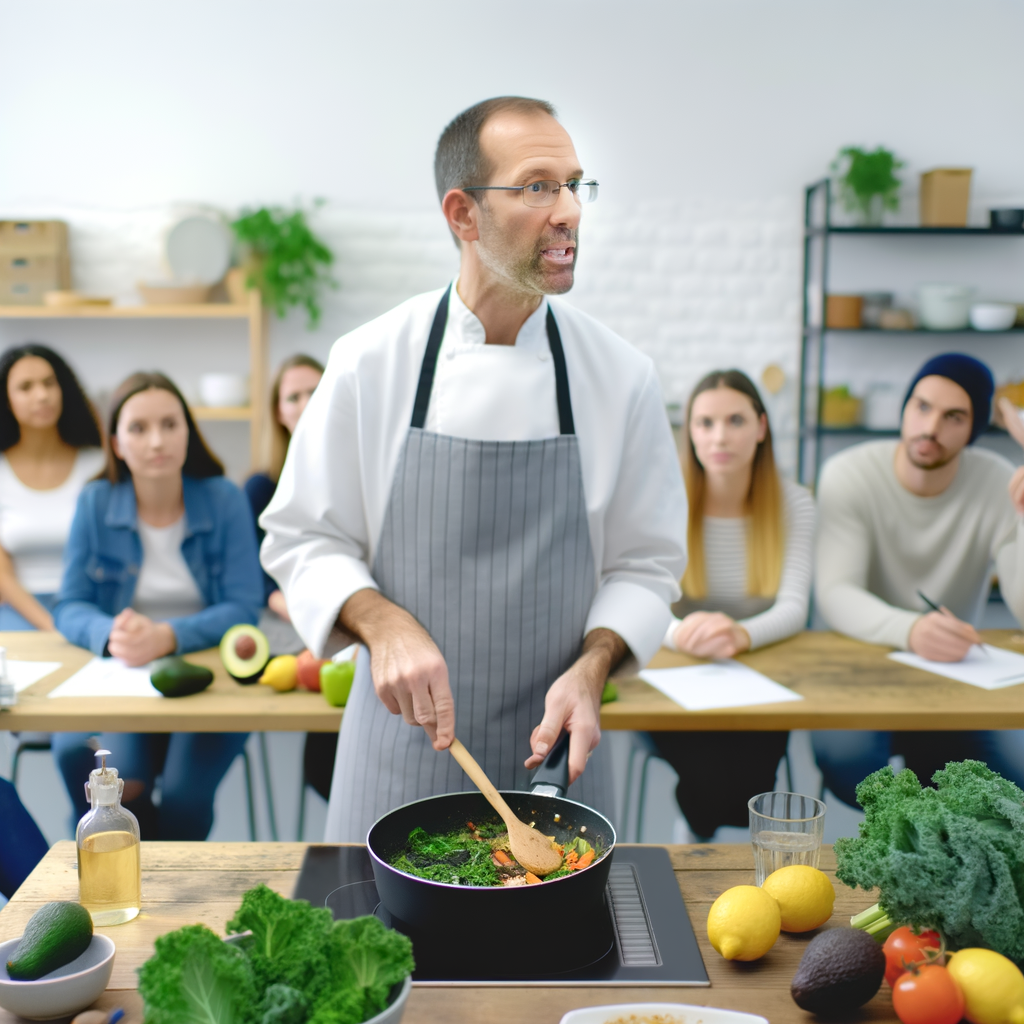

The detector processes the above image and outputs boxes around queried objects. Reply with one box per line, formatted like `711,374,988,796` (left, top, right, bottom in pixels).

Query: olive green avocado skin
6,901,93,980
150,656,214,697
791,927,885,1014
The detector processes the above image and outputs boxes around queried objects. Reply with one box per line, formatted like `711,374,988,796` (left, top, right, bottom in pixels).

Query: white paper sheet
4,660,63,693
639,660,803,711
47,657,160,699
889,644,1024,689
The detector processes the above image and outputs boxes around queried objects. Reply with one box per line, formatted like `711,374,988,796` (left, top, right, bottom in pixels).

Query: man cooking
260,96,688,841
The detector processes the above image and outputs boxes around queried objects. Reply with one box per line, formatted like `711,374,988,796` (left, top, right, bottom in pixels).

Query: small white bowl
0,934,115,1020
559,1005,767,1024
198,372,249,408
970,302,1018,331
365,975,411,1024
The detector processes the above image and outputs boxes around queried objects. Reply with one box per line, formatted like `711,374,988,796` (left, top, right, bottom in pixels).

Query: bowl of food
558,1005,768,1024
199,372,249,408
0,935,115,1020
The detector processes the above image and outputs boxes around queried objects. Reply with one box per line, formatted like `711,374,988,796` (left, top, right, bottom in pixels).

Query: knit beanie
902,352,994,444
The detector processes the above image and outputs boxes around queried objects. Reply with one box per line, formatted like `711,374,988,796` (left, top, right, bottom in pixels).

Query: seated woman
51,371,263,840
0,777,49,899
244,354,336,800
652,369,816,839
0,344,104,629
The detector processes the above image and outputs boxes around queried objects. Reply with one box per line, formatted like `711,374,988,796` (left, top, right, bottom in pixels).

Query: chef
260,96,688,841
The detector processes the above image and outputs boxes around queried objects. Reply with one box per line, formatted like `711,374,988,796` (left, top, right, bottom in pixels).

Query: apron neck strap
410,285,576,435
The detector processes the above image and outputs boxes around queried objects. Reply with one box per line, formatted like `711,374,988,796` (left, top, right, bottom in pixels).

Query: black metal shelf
807,226,1024,237
798,178,1024,486
804,326,1024,337
813,425,1009,437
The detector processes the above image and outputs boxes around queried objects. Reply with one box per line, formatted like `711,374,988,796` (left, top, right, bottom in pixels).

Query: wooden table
0,841,897,1024
4,628,1024,733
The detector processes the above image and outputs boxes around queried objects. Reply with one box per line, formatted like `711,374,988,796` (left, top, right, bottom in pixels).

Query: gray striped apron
324,286,611,842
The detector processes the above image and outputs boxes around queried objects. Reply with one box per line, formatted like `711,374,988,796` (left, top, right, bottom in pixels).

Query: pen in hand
916,590,989,657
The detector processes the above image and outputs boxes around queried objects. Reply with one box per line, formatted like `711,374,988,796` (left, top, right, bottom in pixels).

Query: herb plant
231,204,337,329
830,146,904,225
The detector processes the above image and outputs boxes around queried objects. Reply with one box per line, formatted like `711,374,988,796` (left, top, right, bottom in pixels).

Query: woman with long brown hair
51,371,263,840
654,369,816,839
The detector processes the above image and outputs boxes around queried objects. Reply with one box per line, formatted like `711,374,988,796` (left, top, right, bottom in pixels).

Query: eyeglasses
463,178,599,207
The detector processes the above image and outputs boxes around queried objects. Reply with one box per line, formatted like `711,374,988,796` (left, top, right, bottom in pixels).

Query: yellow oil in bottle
77,830,141,925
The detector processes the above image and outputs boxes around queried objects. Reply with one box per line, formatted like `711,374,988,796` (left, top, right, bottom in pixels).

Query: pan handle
528,730,570,796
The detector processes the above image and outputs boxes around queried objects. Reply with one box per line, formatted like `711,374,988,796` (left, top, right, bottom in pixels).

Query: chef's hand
908,609,981,662
339,588,455,750
107,609,176,666
525,628,627,784
673,611,751,659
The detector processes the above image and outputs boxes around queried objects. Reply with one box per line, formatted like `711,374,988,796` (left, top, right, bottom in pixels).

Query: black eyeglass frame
462,178,599,205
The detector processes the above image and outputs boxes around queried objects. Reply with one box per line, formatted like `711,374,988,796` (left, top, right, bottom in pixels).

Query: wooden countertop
4,628,1024,733
0,841,897,1023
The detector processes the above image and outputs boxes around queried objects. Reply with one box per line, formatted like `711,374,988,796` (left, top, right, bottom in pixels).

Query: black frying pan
366,733,616,971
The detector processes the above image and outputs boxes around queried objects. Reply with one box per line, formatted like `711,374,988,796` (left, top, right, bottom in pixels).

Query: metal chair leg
296,776,307,841
241,748,257,842
257,733,278,841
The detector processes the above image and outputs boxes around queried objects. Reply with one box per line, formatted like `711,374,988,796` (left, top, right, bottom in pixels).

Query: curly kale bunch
836,760,1024,961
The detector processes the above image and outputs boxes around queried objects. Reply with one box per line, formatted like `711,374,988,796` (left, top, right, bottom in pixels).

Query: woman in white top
0,343,104,630
654,369,816,839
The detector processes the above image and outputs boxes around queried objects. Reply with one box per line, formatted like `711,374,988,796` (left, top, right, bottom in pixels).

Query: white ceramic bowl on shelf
918,284,973,331
970,302,1018,331
198,373,249,408
0,935,115,1020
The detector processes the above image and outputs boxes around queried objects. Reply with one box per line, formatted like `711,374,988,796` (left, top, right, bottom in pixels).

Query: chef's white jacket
260,283,688,668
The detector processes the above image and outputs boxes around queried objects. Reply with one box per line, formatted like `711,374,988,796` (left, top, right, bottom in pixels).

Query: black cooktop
292,843,709,987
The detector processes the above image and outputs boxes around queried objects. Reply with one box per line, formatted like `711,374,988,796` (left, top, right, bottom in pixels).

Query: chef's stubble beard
475,215,578,296
906,435,958,470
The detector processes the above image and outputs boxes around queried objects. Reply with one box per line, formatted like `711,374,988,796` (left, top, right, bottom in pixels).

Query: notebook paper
889,644,1024,690
639,660,803,711
5,660,63,693
47,657,160,698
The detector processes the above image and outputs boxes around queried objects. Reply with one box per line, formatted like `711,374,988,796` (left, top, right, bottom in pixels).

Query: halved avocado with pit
221,624,271,684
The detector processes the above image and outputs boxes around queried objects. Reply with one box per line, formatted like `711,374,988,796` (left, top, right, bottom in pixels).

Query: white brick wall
0,198,805,476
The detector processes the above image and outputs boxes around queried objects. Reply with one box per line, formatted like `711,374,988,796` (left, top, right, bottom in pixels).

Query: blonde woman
655,369,816,839
244,354,324,620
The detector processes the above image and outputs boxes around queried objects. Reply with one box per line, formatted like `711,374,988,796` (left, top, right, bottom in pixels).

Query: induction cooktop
292,844,709,987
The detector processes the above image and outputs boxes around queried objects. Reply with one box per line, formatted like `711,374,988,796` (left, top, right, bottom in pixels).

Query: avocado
6,901,93,980
150,656,214,698
791,927,885,1015
220,624,271,685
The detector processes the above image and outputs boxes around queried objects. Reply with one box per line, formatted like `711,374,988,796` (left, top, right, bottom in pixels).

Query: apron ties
324,287,609,842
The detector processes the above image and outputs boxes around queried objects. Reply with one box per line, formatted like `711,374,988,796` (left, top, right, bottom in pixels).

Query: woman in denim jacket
52,372,263,840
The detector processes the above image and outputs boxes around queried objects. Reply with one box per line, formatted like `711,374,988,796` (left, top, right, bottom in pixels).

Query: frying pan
367,733,617,972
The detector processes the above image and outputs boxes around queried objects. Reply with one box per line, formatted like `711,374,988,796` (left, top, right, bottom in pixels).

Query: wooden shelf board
0,304,250,319
191,406,253,421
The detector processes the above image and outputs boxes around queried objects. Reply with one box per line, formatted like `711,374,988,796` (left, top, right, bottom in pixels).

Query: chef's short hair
434,96,557,204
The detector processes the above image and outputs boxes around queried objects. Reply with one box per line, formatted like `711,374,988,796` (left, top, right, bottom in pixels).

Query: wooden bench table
0,840,897,1023
4,628,1024,734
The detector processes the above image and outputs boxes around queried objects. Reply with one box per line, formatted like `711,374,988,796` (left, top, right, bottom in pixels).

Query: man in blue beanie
813,352,1024,804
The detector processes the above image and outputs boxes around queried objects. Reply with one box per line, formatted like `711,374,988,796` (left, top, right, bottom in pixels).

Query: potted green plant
830,147,904,226
229,203,337,328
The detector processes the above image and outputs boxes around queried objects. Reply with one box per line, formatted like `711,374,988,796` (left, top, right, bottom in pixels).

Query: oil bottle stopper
84,748,124,806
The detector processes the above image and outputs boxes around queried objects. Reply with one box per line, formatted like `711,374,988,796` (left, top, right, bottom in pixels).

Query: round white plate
166,215,232,285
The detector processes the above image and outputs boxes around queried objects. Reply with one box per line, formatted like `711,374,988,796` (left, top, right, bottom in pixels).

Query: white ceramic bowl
559,1004,768,1024
0,934,115,1020
970,302,1018,331
198,373,249,408
365,975,411,1024
918,283,974,331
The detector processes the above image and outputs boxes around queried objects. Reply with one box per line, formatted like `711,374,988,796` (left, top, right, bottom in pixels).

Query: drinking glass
748,791,826,885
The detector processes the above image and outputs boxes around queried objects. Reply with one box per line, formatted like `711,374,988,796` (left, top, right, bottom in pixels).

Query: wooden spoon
448,738,563,877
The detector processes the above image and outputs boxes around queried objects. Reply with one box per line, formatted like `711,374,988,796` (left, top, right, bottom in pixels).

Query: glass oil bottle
77,748,141,925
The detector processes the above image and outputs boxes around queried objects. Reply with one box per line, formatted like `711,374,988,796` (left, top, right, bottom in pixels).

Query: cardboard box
0,220,70,303
920,169,972,227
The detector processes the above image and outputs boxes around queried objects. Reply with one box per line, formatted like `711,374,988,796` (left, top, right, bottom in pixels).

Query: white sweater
664,478,816,651
815,440,1024,649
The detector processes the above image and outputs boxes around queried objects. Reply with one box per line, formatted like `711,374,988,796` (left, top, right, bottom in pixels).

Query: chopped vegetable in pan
390,821,601,887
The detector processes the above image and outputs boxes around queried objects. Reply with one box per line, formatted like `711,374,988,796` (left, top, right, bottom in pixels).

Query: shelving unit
799,178,1024,486
0,290,267,468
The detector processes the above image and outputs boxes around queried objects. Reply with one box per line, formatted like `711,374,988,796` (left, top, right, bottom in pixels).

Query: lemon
706,885,781,961
761,865,836,933
947,948,1024,1024
259,655,299,692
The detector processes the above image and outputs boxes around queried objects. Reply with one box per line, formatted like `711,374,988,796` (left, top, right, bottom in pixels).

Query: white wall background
4,0,1024,481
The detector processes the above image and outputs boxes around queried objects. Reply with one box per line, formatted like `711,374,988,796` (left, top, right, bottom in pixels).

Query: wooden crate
0,220,70,304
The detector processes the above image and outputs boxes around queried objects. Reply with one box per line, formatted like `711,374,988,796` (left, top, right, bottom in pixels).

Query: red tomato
892,964,964,1024
883,926,943,987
